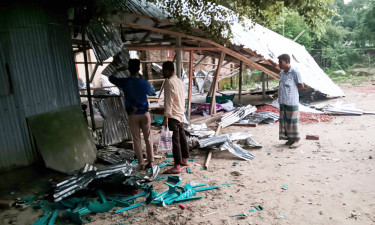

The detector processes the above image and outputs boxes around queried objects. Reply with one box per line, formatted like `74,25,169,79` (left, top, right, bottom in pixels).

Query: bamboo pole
187,50,194,120
209,52,226,115
82,12,95,130
238,61,243,104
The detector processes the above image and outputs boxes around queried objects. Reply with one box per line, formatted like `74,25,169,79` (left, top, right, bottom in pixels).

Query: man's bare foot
163,165,181,174
285,140,294,145
289,141,301,149
181,158,188,166
139,164,146,170
145,162,154,169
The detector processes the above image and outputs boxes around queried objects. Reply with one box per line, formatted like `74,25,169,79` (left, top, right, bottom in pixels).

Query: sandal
289,142,301,149
163,168,181,174
285,140,294,146
180,159,188,166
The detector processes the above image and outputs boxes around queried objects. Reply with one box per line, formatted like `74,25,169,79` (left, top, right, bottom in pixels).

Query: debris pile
218,105,257,128
27,167,219,225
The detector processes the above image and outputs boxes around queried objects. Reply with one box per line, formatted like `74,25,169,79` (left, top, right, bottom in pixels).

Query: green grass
326,69,375,86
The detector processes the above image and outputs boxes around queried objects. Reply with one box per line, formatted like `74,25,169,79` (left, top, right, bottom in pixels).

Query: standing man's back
164,72,186,123
162,61,189,174
108,59,155,170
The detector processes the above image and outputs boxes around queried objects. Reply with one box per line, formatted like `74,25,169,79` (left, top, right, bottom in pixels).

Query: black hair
278,54,290,63
162,61,175,72
128,59,140,75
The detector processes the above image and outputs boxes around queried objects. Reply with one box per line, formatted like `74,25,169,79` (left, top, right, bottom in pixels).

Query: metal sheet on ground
28,105,97,173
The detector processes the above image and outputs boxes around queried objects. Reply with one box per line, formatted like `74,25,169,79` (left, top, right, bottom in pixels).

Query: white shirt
164,75,186,122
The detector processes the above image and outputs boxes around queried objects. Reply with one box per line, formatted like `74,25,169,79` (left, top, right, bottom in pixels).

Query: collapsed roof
89,0,345,97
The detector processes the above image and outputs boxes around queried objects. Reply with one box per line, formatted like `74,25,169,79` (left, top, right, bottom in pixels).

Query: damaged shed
0,0,345,173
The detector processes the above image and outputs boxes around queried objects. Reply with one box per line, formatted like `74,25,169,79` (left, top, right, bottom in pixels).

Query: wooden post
89,62,100,84
187,50,194,120
204,125,221,170
176,37,182,78
82,14,95,130
262,72,266,100
209,52,226,115
238,61,243,104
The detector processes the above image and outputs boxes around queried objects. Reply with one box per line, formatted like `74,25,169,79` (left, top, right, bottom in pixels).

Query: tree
95,0,335,42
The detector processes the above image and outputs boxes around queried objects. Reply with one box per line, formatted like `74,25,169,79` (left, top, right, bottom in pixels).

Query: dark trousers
168,118,189,165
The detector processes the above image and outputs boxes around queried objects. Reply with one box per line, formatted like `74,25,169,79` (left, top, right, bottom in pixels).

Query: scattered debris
255,205,263,211
202,212,217,217
220,142,255,160
306,135,320,140
218,105,257,128
239,111,279,125
192,100,235,116
229,213,248,217
165,153,173,158
179,203,191,210
185,123,215,138
282,184,289,190
97,147,135,164
198,132,253,148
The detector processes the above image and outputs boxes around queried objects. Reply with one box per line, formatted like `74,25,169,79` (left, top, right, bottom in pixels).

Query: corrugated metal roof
118,0,345,97
0,5,80,172
230,21,345,97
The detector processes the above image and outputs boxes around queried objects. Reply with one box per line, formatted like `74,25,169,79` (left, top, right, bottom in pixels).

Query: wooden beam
187,50,194,121
126,45,220,51
238,61,243,104
262,72,266,100
158,80,165,99
112,20,280,80
209,52,226,115
176,37,182,78
204,125,221,170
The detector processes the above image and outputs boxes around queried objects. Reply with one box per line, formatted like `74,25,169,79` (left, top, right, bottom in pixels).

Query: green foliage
145,0,335,42
265,0,374,71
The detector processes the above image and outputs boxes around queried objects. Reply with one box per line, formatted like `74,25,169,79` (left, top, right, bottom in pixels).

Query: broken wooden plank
204,125,221,170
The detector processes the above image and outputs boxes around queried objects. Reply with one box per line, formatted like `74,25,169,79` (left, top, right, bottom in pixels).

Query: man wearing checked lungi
278,54,304,149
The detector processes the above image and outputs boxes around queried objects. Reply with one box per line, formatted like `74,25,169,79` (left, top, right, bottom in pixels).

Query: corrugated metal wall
0,3,80,172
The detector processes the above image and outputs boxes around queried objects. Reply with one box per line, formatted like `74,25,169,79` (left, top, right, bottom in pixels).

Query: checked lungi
279,104,300,141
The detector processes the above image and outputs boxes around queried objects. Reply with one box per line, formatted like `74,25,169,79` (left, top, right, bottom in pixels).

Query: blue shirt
278,66,303,106
109,75,155,115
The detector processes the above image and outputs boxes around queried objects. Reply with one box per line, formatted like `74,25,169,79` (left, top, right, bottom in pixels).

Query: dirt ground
1,82,375,225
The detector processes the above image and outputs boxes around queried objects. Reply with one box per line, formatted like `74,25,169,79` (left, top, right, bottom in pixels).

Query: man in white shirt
162,61,189,173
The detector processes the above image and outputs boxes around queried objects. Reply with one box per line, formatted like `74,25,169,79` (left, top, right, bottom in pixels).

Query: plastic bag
157,126,173,152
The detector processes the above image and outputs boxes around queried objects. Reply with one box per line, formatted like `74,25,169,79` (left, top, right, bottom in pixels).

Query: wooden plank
158,80,165,99
238,61,243,104
112,20,280,80
189,112,223,125
187,50,194,120
262,72,266,100
176,36,182,78
232,123,257,127
209,52,226,115
148,79,165,82
80,95,121,98
204,125,221,170
126,45,220,51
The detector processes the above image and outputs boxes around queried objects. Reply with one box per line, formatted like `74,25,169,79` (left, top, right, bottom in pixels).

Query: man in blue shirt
109,59,155,169
278,54,304,149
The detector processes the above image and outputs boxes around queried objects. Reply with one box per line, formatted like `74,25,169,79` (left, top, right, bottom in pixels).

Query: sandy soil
1,82,375,225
